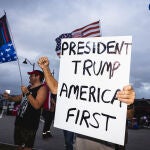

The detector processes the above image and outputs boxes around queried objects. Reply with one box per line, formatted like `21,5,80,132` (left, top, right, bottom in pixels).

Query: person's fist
38,56,49,69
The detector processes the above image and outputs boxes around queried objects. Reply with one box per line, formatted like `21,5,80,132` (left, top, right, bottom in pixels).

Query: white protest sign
54,36,132,145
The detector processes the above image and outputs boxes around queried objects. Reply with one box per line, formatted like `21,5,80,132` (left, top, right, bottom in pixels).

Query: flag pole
4,11,23,86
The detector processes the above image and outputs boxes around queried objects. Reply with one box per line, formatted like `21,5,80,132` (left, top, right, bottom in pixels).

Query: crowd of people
2,56,135,150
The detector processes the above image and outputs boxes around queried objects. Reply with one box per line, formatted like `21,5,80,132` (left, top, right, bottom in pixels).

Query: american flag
0,14,17,63
55,21,101,56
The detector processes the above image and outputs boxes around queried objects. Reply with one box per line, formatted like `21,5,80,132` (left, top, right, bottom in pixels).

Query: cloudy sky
0,0,150,99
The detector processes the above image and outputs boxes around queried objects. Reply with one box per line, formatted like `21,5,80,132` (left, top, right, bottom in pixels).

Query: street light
23,58,35,70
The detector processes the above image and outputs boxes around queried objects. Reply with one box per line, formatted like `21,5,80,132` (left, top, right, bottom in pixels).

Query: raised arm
3,92,22,102
38,56,58,94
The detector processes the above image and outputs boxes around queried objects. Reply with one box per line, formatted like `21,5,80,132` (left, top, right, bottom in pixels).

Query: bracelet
25,92,31,97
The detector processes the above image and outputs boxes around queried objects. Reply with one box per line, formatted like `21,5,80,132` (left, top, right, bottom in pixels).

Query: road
0,116,150,150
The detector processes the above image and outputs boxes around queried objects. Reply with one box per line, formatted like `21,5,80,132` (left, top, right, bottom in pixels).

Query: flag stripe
72,21,100,32
72,26,100,37
82,31,101,37
3,22,10,42
81,28,100,36
81,25,100,34
0,28,6,44
0,15,11,44
57,52,61,57
55,21,101,57
72,21,100,38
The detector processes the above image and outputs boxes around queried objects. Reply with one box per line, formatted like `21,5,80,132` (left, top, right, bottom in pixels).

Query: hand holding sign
116,85,135,105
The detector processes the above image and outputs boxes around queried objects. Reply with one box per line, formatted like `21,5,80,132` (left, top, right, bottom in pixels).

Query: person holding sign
38,56,135,150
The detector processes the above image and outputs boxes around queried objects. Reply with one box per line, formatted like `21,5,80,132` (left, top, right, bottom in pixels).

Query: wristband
25,92,31,97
